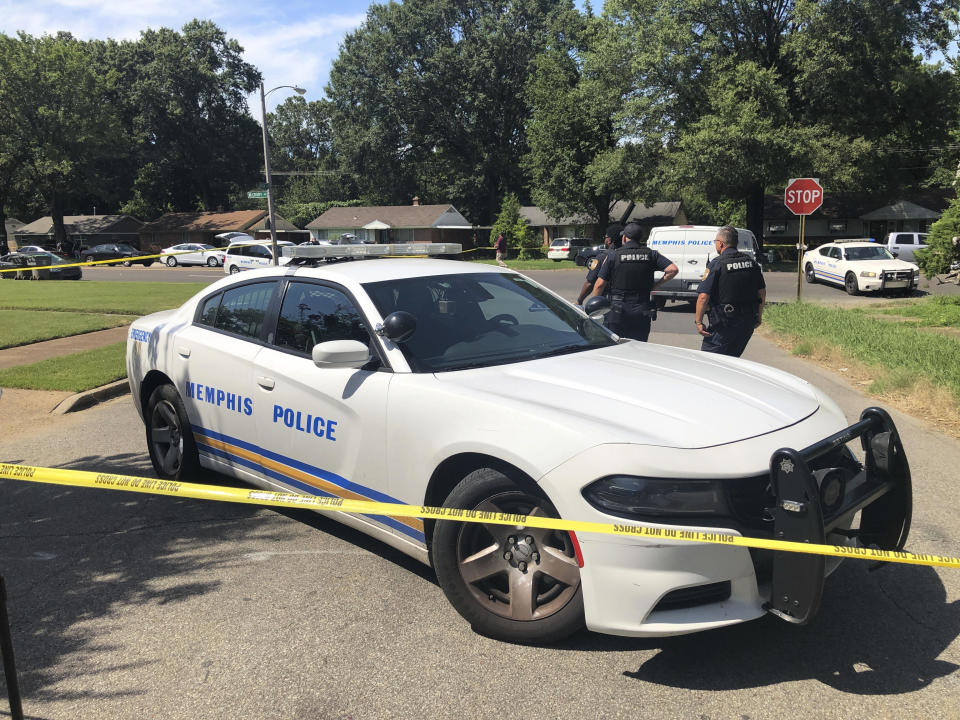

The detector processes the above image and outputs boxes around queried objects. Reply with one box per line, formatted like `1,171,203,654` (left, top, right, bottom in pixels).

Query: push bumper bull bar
765,407,911,624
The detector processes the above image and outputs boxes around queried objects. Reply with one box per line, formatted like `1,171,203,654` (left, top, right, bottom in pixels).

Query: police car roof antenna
0,575,24,720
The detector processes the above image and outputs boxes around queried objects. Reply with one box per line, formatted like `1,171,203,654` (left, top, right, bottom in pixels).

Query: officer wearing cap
694,225,766,357
591,222,678,341
576,223,622,305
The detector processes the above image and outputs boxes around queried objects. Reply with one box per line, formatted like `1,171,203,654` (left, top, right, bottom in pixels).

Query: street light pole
259,82,306,266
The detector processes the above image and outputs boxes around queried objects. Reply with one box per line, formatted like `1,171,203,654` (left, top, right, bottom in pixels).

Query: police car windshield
844,246,894,261
364,272,615,372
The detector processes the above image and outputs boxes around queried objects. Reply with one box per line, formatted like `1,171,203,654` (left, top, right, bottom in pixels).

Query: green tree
92,20,263,218
326,0,570,225
0,32,125,246
490,193,538,257
604,0,960,245
524,8,639,237
917,195,960,277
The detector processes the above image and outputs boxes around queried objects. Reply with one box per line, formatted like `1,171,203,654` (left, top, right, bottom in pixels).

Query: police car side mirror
378,311,417,343
583,295,611,318
311,340,371,369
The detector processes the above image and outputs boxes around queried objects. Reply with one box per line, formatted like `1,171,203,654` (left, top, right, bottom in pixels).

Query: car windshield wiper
530,343,593,360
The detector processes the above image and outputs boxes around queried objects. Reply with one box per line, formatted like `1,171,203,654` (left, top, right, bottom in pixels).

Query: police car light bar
834,238,876,243
283,243,462,259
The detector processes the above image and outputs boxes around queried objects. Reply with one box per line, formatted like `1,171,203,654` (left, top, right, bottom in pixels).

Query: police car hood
437,342,821,449
849,258,916,272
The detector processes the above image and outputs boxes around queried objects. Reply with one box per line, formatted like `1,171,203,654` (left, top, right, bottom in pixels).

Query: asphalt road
0,270,958,719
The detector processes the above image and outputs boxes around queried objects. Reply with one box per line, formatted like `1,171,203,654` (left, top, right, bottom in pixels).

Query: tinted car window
214,282,276,339
198,294,222,327
249,245,272,259
275,282,369,354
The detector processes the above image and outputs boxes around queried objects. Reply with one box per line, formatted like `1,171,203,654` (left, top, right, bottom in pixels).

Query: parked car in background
547,237,594,261
884,232,928,262
80,243,153,267
0,251,82,280
14,245,48,253
223,240,294,274
803,240,919,296
160,243,224,267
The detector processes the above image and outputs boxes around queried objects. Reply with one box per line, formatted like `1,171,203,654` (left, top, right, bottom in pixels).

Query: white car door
250,280,420,544
176,280,281,477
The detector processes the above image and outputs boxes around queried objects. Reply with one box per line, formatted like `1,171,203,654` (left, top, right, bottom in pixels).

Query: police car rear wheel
433,468,584,644
206,257,219,267
804,263,816,284
146,384,200,481
166,256,177,267
229,265,240,274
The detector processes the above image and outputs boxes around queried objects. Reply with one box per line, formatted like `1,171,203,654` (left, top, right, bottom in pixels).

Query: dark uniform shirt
584,248,615,294
596,240,674,295
697,247,765,357
596,240,675,341
696,247,765,303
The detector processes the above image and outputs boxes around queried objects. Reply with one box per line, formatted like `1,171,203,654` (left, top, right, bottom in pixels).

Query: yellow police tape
1,463,958,569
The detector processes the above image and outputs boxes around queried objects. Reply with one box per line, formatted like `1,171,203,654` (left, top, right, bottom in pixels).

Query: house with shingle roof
521,200,687,245
138,210,307,251
762,191,950,247
14,215,144,250
306,199,474,246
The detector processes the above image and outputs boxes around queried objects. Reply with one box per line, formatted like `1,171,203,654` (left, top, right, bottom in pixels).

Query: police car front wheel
433,468,584,644
145,384,201,482
804,263,817,284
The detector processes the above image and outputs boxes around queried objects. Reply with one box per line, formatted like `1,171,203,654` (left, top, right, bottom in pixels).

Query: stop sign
784,178,824,215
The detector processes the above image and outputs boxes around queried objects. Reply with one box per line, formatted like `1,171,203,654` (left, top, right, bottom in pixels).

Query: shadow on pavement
610,562,958,695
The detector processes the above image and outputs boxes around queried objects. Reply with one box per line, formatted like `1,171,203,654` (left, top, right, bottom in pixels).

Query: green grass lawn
0,310,135,349
0,280,208,314
765,302,960,400
0,342,127,392
873,296,960,327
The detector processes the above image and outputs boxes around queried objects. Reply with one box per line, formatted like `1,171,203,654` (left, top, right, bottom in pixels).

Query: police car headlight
859,271,877,278
912,268,920,276
582,476,727,517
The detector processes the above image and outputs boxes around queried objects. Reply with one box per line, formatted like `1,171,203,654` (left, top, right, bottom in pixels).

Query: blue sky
0,0,369,111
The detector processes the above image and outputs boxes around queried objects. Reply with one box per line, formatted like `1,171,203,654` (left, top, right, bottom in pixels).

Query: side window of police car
274,282,370,354
197,282,276,339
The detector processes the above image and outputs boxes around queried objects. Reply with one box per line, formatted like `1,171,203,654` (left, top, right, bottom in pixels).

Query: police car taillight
283,243,462,259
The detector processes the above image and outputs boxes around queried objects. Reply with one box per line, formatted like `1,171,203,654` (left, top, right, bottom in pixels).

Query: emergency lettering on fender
186,381,253,416
272,404,338,441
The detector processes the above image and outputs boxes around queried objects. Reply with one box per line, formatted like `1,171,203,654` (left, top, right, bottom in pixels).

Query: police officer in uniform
591,222,678,341
576,223,622,305
694,225,766,357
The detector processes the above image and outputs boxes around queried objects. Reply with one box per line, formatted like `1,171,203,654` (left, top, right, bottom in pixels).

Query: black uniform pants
604,297,652,341
701,312,755,357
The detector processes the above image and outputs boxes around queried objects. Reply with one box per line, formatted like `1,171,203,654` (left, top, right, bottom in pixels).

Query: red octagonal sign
784,177,824,216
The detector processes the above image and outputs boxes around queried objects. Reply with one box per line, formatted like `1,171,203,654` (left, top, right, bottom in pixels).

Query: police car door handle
176,345,191,358
257,376,276,390
687,259,698,264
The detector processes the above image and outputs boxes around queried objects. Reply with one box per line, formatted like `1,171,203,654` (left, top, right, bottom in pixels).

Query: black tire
804,263,816,284
122,259,133,267
206,256,219,267
142,261,153,267
229,265,240,274
433,468,584,644
145,384,201,482
844,272,860,296
166,256,177,267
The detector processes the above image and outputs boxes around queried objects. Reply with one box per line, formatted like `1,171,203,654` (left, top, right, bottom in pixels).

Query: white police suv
802,240,920,296
126,243,911,643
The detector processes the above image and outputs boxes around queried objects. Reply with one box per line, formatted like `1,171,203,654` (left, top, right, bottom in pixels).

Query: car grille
882,270,913,281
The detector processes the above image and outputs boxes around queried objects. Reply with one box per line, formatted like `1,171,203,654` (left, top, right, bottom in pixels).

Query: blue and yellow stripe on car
192,425,425,542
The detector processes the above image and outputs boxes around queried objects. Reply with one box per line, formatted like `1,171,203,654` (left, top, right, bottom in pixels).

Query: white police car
802,239,920,295
126,243,911,643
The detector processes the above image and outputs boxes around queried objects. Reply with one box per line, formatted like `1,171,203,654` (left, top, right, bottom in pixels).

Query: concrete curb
52,380,131,415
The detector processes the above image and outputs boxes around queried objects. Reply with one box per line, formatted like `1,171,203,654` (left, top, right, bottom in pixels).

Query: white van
223,240,294,274
647,225,759,305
